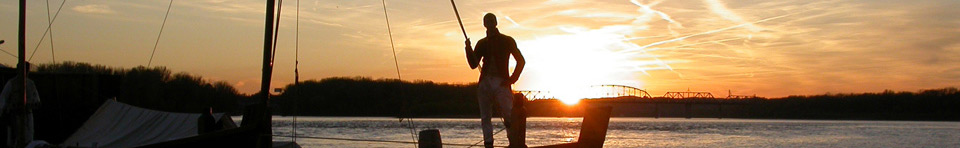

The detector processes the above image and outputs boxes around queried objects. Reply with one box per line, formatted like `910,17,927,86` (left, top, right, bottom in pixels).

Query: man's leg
494,86,517,146
477,79,495,147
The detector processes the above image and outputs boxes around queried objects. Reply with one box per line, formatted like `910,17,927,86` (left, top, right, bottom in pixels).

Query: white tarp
62,100,225,148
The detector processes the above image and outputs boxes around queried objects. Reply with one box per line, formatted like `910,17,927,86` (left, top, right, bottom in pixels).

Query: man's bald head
483,13,497,29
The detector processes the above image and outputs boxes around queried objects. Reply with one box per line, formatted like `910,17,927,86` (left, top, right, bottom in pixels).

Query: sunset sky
0,0,958,98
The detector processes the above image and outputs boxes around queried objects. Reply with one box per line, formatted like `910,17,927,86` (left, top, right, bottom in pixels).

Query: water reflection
257,117,960,147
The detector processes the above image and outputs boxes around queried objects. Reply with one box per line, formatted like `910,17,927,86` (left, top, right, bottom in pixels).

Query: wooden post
717,104,723,119
578,106,612,148
654,103,660,119
418,129,441,148
510,93,527,147
532,106,612,148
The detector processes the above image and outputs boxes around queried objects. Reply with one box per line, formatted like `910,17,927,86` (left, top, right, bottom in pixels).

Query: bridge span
516,85,761,119
526,96,757,119
515,85,653,100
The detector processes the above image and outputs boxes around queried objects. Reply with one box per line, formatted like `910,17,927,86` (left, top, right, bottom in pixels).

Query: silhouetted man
0,62,40,147
464,13,526,148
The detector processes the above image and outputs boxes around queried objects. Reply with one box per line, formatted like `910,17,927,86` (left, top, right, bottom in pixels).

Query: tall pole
261,0,275,105
17,0,27,146
450,0,468,39
19,0,27,107
260,0,276,147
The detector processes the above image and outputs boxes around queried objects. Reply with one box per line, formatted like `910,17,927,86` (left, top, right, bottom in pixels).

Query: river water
260,117,960,147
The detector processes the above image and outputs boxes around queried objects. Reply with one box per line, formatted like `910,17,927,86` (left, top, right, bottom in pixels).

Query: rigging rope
467,127,507,148
380,0,418,147
0,48,16,58
271,0,284,63
147,0,173,67
45,0,56,63
293,0,300,142
28,0,65,62
381,0,402,93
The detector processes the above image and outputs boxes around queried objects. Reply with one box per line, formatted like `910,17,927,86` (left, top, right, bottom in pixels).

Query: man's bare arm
465,39,481,69
505,46,525,86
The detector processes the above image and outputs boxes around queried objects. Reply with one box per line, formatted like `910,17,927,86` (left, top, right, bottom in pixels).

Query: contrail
633,1,680,26
704,0,762,32
653,37,742,52
624,10,807,53
620,8,808,77
625,35,668,41
504,16,521,27
630,0,683,35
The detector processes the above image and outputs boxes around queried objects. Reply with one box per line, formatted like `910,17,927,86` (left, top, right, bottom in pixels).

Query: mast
11,0,28,146
19,0,27,109
259,0,276,147
260,0,276,106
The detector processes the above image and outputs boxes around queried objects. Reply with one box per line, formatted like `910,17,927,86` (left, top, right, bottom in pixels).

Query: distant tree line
743,88,960,120
524,88,959,121
24,62,481,116
32,61,243,113
272,77,959,120
272,77,479,117
16,62,960,121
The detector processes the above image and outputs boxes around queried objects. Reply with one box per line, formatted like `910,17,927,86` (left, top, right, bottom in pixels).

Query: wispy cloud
73,4,116,14
703,0,763,32
190,0,261,14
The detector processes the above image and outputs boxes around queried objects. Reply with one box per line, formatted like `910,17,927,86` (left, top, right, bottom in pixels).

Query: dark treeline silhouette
270,76,958,120
521,88,959,121
32,61,243,113
14,62,959,121
272,77,479,117
0,62,245,143
744,88,960,120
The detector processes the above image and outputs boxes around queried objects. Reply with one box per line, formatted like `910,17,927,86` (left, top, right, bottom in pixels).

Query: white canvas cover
62,100,227,148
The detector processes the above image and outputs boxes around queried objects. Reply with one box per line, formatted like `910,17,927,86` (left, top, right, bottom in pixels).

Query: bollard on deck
419,129,442,148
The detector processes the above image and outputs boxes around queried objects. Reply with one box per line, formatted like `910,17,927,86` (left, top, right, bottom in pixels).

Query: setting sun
558,97,580,105
512,25,651,101
551,86,590,105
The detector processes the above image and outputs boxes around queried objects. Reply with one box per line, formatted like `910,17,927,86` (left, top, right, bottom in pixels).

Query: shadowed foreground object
510,93,528,147
414,105,611,148
418,129,441,148
62,100,235,147
533,106,612,148
139,105,269,148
